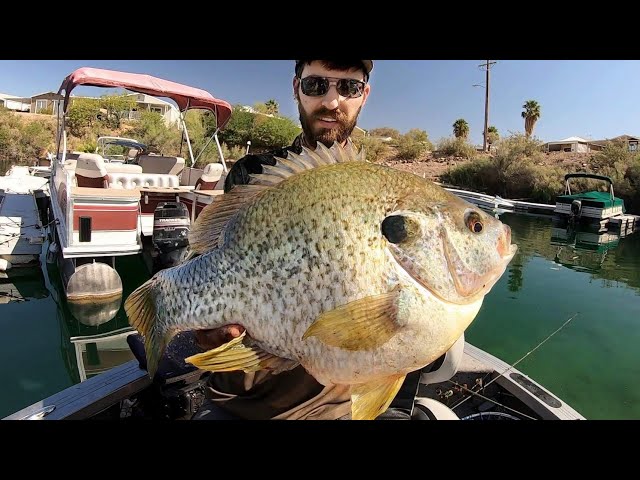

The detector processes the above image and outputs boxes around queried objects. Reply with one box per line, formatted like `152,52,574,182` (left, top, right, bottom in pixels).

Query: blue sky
1,60,639,146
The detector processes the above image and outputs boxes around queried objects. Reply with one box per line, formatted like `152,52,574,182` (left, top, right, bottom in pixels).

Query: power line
478,60,497,152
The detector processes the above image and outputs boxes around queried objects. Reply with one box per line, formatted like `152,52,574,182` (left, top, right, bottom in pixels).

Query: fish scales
125,142,517,419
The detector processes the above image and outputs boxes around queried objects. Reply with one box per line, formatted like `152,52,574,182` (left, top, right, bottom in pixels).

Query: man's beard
298,104,361,148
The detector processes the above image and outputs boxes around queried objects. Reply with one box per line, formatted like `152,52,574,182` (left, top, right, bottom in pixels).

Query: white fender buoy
66,262,123,326
0,259,12,272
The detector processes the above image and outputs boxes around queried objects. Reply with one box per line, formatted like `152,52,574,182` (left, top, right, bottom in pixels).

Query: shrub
436,137,476,159
353,136,389,162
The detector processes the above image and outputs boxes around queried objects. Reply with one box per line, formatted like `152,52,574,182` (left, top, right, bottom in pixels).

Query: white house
122,93,180,126
544,136,605,153
2,91,180,127
0,93,31,112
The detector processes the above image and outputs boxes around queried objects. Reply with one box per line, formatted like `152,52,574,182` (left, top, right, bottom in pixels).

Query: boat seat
63,159,77,171
75,153,109,188
107,172,180,190
137,154,185,176
194,163,224,190
103,163,143,174
65,151,83,160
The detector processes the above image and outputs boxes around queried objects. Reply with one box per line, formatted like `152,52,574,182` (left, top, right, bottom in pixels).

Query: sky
1,59,639,147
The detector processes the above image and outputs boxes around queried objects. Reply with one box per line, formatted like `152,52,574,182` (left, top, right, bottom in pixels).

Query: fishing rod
449,313,579,414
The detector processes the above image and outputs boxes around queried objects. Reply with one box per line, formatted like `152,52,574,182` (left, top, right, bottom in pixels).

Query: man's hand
195,324,245,350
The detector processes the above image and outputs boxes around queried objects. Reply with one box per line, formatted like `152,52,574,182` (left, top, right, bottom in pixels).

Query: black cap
295,60,374,79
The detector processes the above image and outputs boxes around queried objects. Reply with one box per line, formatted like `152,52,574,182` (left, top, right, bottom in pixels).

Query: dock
443,184,638,235
0,166,49,269
443,186,556,215
608,214,640,236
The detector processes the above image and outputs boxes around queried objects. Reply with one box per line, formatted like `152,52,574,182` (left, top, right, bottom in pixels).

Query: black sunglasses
299,76,366,99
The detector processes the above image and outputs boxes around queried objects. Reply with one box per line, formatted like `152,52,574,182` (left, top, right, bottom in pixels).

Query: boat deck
418,343,585,420
3,341,586,420
0,173,48,266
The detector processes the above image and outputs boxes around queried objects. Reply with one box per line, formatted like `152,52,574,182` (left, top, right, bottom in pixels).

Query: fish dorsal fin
189,141,365,254
188,184,268,255
249,141,365,187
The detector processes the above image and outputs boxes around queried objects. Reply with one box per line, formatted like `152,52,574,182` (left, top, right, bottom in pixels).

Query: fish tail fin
124,278,170,379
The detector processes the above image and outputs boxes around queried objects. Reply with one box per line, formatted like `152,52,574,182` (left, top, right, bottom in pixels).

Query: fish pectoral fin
351,375,407,420
185,331,291,373
302,287,402,351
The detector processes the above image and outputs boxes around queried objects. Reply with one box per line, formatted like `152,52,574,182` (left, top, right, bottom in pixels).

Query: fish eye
381,215,408,244
465,211,484,234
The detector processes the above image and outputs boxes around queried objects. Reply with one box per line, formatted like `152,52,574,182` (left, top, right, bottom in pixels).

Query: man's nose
321,84,342,110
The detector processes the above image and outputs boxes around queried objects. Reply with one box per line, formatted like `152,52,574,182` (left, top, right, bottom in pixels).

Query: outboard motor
570,199,582,217
152,202,191,269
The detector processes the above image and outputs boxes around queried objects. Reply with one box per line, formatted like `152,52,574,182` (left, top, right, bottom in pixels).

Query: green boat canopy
564,173,613,185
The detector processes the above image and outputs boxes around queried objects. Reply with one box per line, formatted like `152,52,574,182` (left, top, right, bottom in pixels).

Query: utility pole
479,60,496,152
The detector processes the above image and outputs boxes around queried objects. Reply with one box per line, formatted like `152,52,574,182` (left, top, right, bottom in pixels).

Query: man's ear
292,76,300,102
360,83,371,108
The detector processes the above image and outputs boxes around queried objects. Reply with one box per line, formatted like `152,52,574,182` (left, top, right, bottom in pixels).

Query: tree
521,100,541,138
368,127,401,139
264,99,279,116
66,98,101,136
99,93,137,129
253,100,280,116
452,119,469,139
487,125,499,147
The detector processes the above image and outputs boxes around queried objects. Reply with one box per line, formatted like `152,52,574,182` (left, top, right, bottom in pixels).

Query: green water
466,213,640,420
0,252,151,418
1,213,639,419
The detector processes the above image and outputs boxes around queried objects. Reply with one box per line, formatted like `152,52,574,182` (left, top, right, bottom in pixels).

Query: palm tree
487,125,499,148
265,99,279,116
521,100,541,138
452,119,469,139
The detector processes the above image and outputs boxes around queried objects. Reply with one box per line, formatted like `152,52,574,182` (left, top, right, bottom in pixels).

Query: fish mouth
387,231,517,306
386,244,458,306
441,229,517,302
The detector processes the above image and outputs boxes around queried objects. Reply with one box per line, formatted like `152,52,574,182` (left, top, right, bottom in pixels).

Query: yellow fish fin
351,375,407,420
188,185,267,254
124,278,175,379
185,331,295,373
302,287,402,351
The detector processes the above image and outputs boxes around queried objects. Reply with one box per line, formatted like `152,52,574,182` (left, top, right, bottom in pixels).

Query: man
191,60,416,420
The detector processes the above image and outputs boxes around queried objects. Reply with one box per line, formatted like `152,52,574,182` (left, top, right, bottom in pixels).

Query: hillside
380,146,592,183
0,112,603,185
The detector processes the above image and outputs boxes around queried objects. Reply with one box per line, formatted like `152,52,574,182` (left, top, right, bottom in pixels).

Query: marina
47,66,232,312
0,154,639,420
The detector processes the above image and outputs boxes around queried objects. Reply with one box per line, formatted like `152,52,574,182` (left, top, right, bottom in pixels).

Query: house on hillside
589,134,639,152
15,91,180,126
0,93,31,112
545,134,640,154
29,92,64,115
121,93,180,125
544,136,605,153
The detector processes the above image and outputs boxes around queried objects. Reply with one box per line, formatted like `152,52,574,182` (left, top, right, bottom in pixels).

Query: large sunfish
125,142,517,420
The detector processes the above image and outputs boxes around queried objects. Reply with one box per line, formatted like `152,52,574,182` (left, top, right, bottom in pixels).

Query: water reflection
492,211,640,293
43,253,149,383
67,293,122,327
551,227,620,273
0,269,48,304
